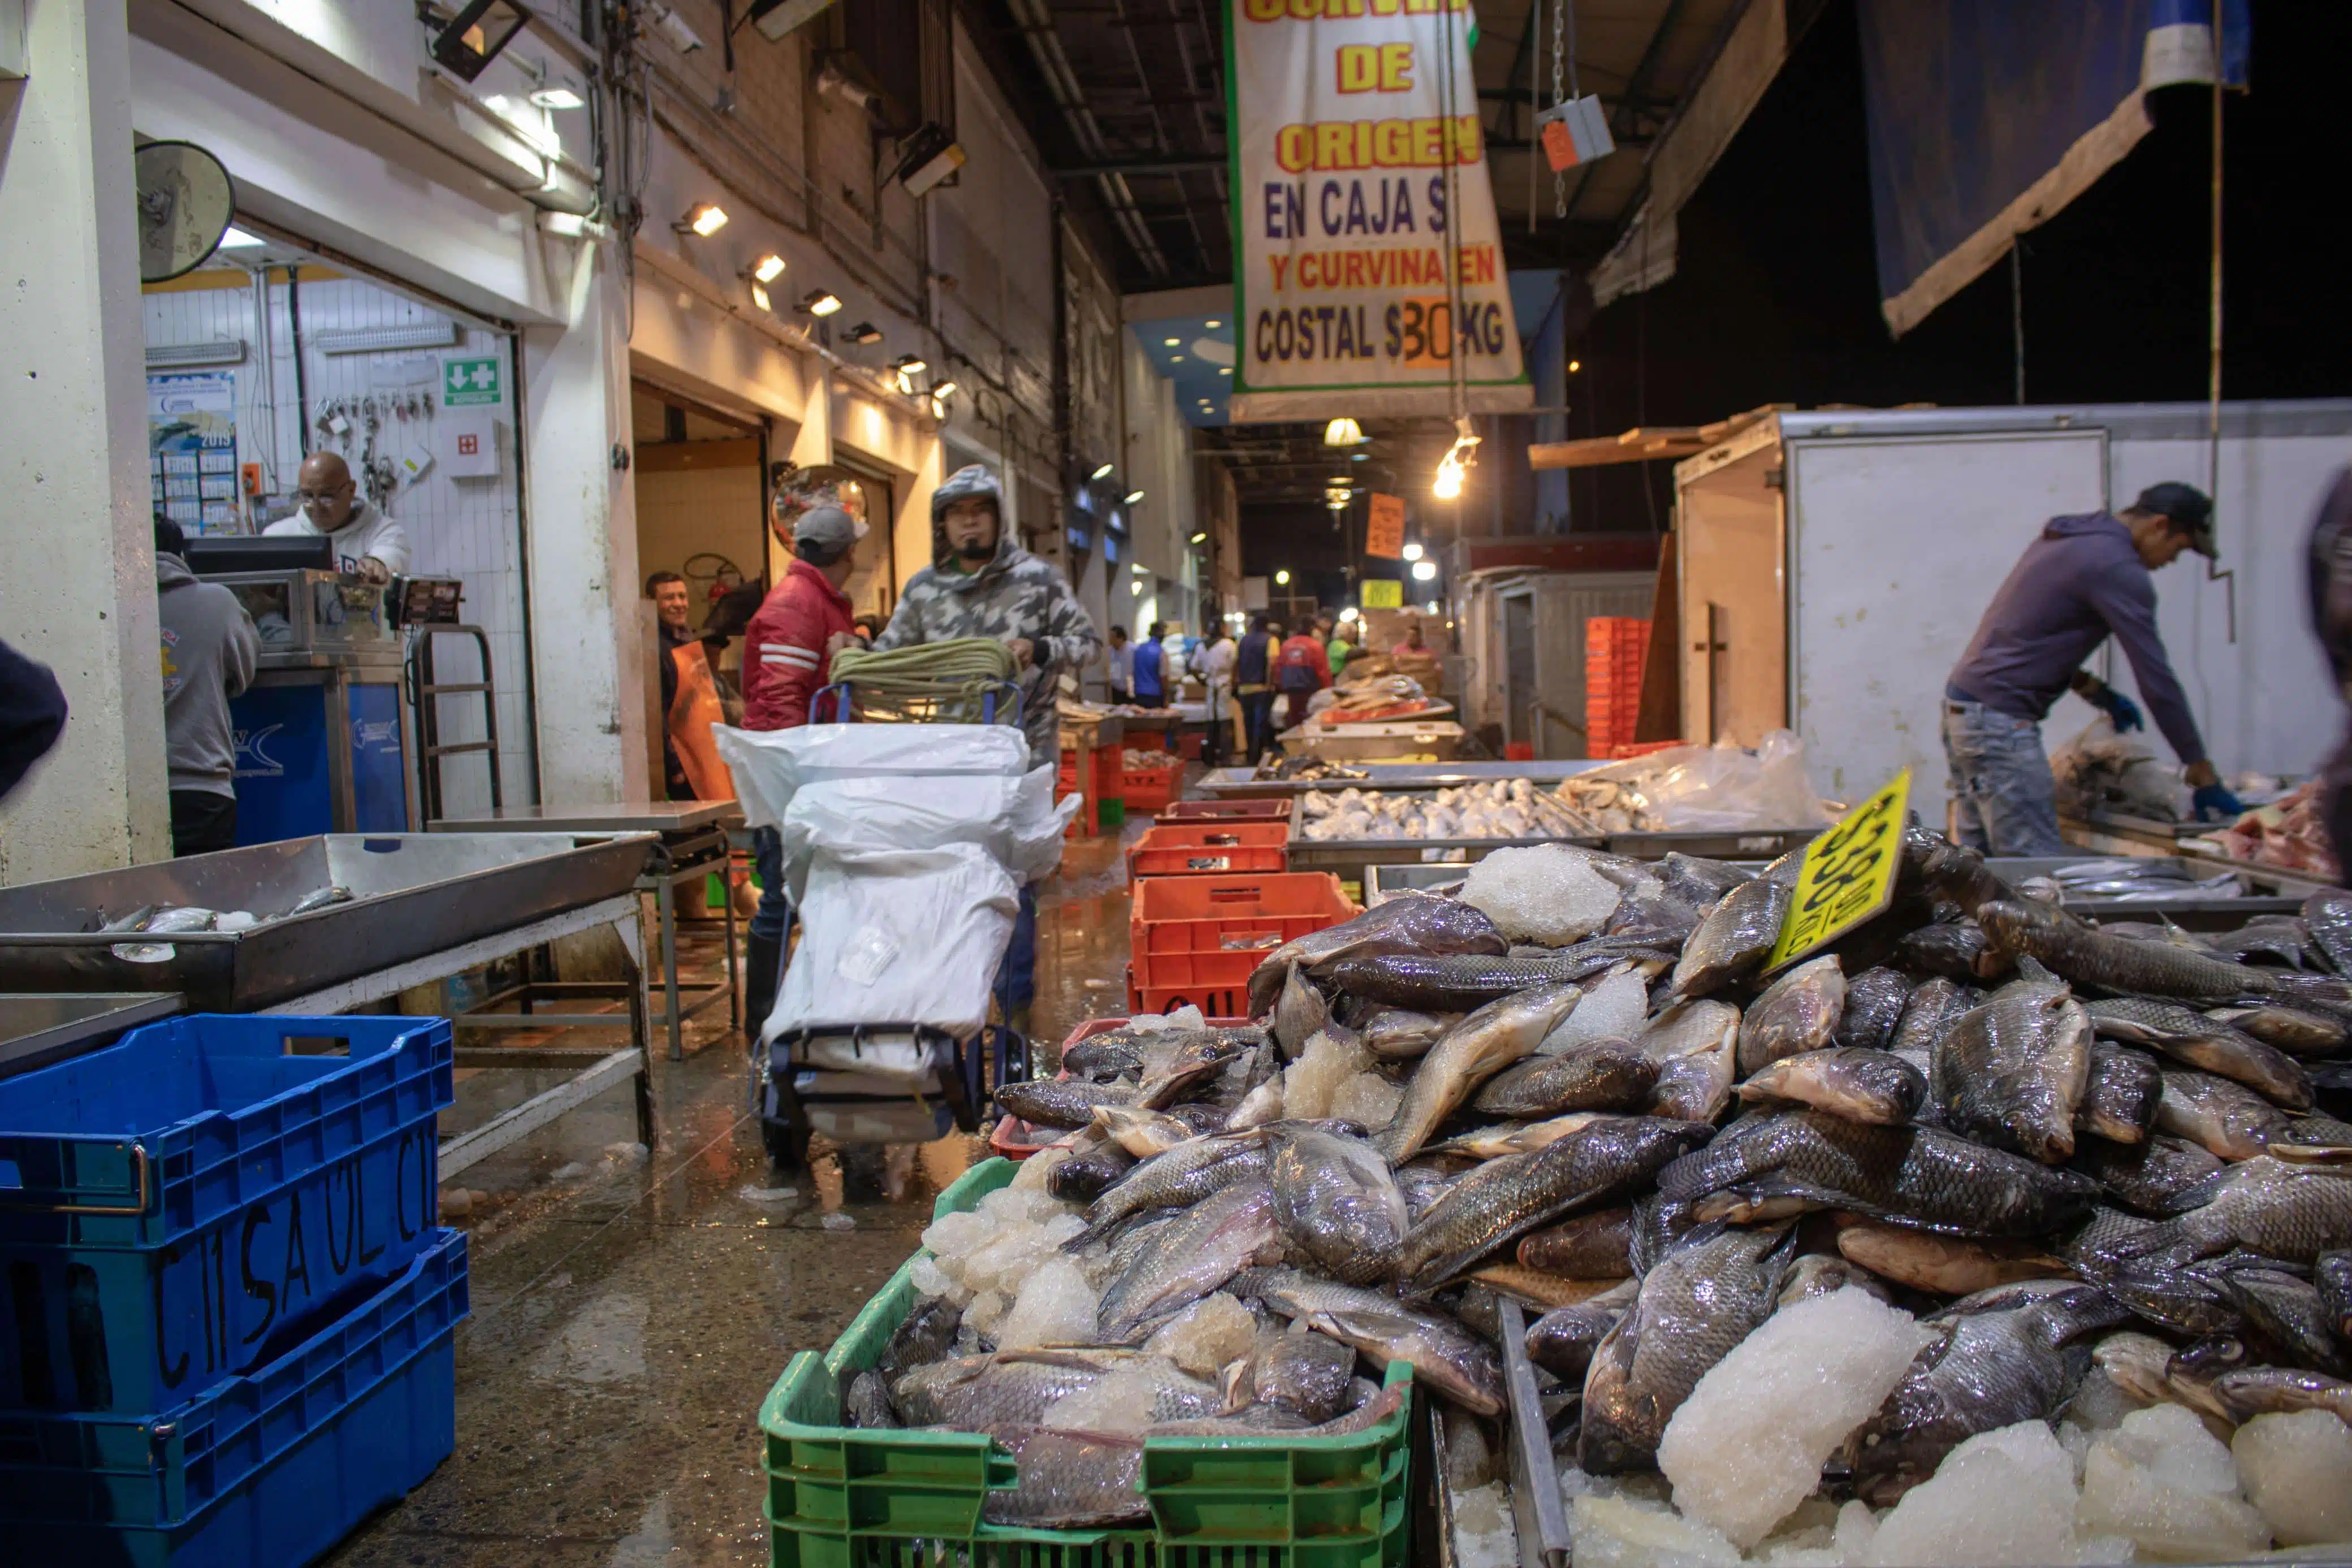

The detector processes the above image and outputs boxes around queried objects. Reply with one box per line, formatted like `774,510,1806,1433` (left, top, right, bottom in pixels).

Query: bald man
263,453,410,581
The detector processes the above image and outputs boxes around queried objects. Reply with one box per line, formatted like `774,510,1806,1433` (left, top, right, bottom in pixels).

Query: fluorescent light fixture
1190,531,1207,543
678,202,729,236
1206,319,1222,328
217,227,265,249
1274,569,1291,586
1328,477,1350,487
1324,417,1365,447
845,322,884,344
530,84,586,109
1218,367,1231,376
1123,490,1145,505
1091,462,1115,481
749,280,772,311
930,379,958,400
800,290,842,316
1164,338,1181,346
1131,580,1145,596
1411,559,1438,581
1350,451,1367,460
1171,356,1184,363
1401,542,1424,561
893,354,928,377
752,253,787,283
1131,563,1148,574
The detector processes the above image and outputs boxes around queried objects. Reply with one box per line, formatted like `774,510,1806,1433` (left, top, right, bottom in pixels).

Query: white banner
1226,0,1529,422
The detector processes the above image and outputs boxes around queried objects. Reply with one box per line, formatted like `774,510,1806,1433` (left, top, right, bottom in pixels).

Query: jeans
1240,691,1276,763
169,789,237,856
750,826,794,946
992,882,1037,1015
1941,696,2069,856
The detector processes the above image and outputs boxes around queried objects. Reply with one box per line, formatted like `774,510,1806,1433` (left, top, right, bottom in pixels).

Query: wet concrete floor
323,813,1150,1566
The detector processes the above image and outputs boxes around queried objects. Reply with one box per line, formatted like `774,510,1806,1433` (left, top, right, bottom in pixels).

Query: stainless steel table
0,992,183,1078
430,800,743,1060
1197,760,1611,799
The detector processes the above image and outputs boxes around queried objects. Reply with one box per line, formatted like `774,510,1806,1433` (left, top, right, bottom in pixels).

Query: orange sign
1365,492,1406,558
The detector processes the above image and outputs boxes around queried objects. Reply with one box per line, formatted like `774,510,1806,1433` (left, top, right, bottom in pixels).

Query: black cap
2134,482,2216,558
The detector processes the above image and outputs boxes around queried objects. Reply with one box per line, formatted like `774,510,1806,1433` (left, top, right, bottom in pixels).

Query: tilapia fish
1832,1218,2072,1294
1656,852,1754,909
1668,877,1792,999
2204,1003,2350,1057
1359,1006,1456,1060
1091,1105,1199,1158
1267,1123,1410,1286
2130,1153,2352,1266
878,1296,963,1380
1737,955,1848,1073
1579,1221,1796,1474
997,1079,1136,1129
1639,999,1741,1123
1273,965,1328,1060
2086,998,2314,1109
893,1354,1106,1428
2224,1266,2350,1376
2154,1067,2292,1160
1377,982,1583,1162
1845,1282,2129,1504
1073,1128,1269,1238
2071,1131,2224,1215
1836,966,1916,1051
2076,1044,2163,1145
1236,1267,1505,1415
1247,893,1506,1014
1979,898,2288,1002
1240,1328,1357,1422
1048,1146,1134,1203
1517,1205,1636,1277
1737,1047,1923,1126
1525,1278,1636,1380
1896,920,2000,981
1320,950,1621,1012
1891,976,1976,1059
984,1427,1148,1528
1606,893,1702,947
1395,1116,1714,1292
844,1368,898,1428
1134,1033,1248,1110
1470,1038,1656,1117
1062,1028,1152,1080
1394,1160,1459,1218
2303,889,2352,974
1778,1252,1895,1307
1930,967,2091,1163
1657,1108,2100,1237
1095,1179,1283,1342
1430,1112,1608,1161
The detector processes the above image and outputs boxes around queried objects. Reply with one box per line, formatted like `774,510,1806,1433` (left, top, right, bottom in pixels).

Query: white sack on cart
778,769,1072,886
766,843,1018,1040
714,722,1031,828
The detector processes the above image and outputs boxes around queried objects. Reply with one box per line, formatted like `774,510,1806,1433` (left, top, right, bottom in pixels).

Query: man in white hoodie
263,452,410,581
155,516,260,854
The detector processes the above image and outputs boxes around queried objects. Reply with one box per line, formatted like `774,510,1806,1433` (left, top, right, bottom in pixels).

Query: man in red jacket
1276,621,1331,733
742,504,863,1034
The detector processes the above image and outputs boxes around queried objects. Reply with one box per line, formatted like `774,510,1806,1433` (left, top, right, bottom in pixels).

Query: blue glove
2192,782,2245,822
2089,686,2144,733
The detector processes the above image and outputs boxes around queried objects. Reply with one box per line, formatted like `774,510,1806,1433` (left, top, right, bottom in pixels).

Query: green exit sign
443,357,503,406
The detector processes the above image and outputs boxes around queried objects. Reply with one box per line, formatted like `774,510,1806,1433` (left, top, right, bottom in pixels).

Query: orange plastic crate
1121,761,1182,813
1129,871,1356,995
1156,798,1292,825
1126,965,1252,1018
1128,821,1290,879
1608,739,1686,760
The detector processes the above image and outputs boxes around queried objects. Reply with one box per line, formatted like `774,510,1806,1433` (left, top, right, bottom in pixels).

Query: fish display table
0,991,182,1078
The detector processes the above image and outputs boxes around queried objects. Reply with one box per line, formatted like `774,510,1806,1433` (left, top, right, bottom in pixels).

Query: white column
0,0,169,883
520,240,649,803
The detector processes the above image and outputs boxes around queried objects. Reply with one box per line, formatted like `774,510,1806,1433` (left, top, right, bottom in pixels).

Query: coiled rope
826,638,1021,725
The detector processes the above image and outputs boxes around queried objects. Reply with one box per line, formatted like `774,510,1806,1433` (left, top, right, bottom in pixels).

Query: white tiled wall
144,272,536,815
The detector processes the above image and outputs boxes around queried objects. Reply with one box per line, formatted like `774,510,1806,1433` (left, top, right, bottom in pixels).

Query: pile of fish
1298,782,1602,842
92,886,356,961
2048,858,2246,903
850,826,2351,1557
1255,753,1370,782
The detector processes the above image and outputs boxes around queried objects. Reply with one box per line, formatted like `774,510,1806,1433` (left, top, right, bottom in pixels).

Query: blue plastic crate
0,1227,465,1567
0,1015,453,1412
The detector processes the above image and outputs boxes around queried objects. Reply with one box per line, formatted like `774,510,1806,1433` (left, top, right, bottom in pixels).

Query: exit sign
443,357,503,406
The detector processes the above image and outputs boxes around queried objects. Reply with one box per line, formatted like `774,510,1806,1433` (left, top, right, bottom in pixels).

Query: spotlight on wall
1123,490,1145,506
929,379,959,401
891,122,968,198
892,353,928,395
1091,462,1116,482
529,83,586,110
747,0,840,42
676,202,728,237
1190,531,1207,544
845,322,884,345
751,253,787,283
748,279,772,312
799,290,842,317
430,1,532,83
645,3,706,54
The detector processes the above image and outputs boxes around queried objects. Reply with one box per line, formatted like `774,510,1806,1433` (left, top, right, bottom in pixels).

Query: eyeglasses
297,483,354,502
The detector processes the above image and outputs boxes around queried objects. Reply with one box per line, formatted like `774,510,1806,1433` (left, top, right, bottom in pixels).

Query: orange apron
668,640,735,802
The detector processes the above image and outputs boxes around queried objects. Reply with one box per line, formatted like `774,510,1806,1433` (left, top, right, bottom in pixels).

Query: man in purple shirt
1943,482,2241,855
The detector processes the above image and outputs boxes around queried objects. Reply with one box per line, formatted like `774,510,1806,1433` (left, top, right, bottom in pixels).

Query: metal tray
0,992,183,1077
1606,827,1822,861
1286,792,1604,887
1986,855,2327,930
1199,760,1612,799
0,833,655,1011
428,799,741,835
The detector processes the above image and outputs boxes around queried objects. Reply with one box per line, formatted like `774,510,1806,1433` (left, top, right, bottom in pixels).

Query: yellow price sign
1763,769,1913,975
1361,579,1404,609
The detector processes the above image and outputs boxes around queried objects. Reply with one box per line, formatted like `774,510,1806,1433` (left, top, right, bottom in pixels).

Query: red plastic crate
1156,798,1292,825
1129,871,1356,995
1122,761,1182,813
1125,965,1253,1018
1128,821,1290,879
1607,739,1686,760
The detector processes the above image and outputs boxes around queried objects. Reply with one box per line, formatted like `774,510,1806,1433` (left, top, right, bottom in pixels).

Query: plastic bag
1628,730,1833,832
712,722,1031,829
777,766,1071,884
765,843,1019,1039
2051,717,2188,821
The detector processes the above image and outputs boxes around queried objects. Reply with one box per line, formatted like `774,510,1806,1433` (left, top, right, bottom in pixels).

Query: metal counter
0,992,183,1077
1199,760,1612,800
0,833,655,1011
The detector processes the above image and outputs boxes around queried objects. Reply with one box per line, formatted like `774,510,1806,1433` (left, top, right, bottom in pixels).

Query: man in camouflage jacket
874,463,1101,766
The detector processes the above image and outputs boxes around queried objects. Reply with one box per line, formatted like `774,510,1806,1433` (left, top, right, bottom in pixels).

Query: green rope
827,638,1021,725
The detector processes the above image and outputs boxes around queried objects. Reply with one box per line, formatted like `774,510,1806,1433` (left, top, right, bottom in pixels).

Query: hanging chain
1552,0,1570,216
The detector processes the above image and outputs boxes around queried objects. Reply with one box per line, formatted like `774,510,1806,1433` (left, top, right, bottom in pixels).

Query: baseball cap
793,504,868,554
2135,482,2216,558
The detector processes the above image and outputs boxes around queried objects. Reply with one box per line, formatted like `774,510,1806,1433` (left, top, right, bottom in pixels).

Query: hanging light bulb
1323,417,1365,447
1432,417,1480,501
1432,455,1464,500
1400,541,1424,561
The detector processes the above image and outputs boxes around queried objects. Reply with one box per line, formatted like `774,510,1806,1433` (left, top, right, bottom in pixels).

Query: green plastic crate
1097,799,1126,830
758,1157,1415,1568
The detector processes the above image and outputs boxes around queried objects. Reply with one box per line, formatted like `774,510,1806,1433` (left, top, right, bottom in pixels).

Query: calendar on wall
148,371,241,533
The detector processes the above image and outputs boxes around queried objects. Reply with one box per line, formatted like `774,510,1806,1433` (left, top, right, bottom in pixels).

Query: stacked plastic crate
0,1014,466,1566
1585,617,1650,757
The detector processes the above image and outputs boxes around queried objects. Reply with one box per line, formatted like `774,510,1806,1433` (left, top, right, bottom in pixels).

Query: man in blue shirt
1131,619,1166,707
1943,482,2241,855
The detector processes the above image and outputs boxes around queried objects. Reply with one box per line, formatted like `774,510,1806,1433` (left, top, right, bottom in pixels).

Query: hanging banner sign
1226,0,1531,423
1364,492,1406,557
1361,578,1405,609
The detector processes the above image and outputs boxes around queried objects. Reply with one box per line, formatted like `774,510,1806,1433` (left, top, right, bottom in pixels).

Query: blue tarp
1858,0,2249,336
